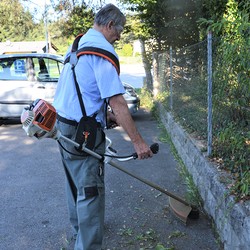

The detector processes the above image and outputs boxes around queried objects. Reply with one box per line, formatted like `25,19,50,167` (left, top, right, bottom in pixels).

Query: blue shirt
53,29,125,127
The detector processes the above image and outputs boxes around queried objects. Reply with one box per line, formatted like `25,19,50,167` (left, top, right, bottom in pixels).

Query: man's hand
133,141,153,160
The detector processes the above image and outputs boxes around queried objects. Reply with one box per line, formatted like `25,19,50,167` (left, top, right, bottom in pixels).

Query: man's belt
56,114,78,126
57,114,101,128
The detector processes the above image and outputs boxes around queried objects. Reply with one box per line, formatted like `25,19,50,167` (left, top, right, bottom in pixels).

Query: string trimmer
21,99,199,223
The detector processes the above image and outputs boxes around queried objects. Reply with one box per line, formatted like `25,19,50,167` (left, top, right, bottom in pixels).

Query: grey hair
94,4,126,27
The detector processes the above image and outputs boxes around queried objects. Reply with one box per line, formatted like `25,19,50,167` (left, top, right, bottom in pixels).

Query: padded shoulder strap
72,33,84,52
65,34,120,74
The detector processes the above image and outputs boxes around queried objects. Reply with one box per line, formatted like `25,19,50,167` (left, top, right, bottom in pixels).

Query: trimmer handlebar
104,140,159,162
132,143,159,159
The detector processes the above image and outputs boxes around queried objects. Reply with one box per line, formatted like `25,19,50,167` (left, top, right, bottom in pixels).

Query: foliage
117,43,133,56
60,4,94,37
153,118,203,208
184,0,250,198
0,0,35,42
155,244,174,250
137,87,154,111
119,0,207,92
120,0,204,50
230,171,250,200
207,1,249,194
48,1,96,53
213,1,249,116
213,124,250,199
201,0,228,18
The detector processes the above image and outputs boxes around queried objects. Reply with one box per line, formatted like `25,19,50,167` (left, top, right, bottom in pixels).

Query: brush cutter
21,99,199,224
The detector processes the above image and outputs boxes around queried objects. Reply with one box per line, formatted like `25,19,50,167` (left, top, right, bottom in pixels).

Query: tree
49,1,95,53
62,5,94,37
118,0,206,89
0,0,35,42
200,0,249,123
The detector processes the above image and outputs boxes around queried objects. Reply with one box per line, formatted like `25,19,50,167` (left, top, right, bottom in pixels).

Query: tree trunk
152,52,160,97
139,38,153,92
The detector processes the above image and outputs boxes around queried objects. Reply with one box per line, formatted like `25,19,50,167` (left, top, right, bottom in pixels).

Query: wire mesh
157,40,208,144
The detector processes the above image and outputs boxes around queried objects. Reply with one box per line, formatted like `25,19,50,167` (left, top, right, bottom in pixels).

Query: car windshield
0,56,63,82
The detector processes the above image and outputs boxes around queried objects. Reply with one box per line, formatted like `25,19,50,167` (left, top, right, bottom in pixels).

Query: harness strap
64,34,120,74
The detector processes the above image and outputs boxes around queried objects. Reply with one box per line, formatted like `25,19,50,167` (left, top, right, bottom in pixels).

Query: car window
0,58,27,80
33,57,63,82
0,56,63,82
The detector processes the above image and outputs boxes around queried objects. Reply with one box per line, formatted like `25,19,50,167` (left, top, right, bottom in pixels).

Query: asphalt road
120,63,145,88
0,61,219,250
0,109,220,250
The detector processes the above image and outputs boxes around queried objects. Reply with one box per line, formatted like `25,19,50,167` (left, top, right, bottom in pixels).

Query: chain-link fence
152,33,250,159
153,38,210,150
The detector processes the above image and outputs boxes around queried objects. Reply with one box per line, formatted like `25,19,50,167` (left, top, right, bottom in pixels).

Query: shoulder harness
64,33,120,75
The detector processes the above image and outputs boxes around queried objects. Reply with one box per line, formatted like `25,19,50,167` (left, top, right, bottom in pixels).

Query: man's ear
107,20,114,30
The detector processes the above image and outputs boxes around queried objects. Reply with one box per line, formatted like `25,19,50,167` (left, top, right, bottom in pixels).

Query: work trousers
56,119,105,250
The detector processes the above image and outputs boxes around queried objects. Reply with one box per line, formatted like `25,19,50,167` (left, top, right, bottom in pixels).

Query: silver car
122,82,140,114
0,53,64,119
0,53,140,120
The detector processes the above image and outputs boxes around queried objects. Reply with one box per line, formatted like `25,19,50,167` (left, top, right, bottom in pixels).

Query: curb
157,103,250,250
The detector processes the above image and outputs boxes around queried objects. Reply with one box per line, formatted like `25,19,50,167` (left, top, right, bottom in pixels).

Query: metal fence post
170,46,173,110
207,32,213,156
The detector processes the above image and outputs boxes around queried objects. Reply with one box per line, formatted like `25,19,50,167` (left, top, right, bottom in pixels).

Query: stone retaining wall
157,103,250,250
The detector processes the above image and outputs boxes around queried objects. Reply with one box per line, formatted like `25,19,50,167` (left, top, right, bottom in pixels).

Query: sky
21,0,121,21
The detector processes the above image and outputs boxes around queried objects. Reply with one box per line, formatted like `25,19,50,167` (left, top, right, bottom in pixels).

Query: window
33,57,63,82
0,56,63,81
0,58,27,80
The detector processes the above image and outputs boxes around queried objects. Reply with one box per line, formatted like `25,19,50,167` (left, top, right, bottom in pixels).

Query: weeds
155,244,175,250
118,226,133,237
157,119,203,208
168,230,186,239
213,122,250,199
116,225,174,250
139,85,249,200
136,87,154,111
135,228,157,242
137,91,204,207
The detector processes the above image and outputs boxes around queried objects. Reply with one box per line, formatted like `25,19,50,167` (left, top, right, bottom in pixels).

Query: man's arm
109,94,153,159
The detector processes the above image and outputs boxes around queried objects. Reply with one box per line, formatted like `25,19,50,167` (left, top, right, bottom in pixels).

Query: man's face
105,22,124,44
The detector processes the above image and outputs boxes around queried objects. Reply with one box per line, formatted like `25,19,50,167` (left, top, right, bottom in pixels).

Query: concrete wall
157,103,250,250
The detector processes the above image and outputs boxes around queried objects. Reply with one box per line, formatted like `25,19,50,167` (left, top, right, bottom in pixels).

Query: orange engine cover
32,99,57,132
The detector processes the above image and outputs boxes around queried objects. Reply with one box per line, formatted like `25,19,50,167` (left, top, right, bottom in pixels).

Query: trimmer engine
21,99,60,139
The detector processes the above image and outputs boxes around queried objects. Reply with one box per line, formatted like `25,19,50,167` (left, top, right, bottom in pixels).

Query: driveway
0,109,220,250
120,63,145,88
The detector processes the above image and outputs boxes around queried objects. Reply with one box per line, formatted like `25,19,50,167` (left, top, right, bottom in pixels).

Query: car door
0,56,64,118
0,57,35,117
32,57,63,103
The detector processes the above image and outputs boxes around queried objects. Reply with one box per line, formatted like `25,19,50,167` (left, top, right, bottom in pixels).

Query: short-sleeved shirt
53,29,125,127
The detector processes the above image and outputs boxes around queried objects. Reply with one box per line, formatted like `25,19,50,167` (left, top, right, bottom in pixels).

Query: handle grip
133,143,159,159
150,143,159,154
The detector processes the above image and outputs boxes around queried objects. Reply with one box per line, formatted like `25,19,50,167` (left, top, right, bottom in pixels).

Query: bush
207,0,250,198
118,43,133,57
137,87,154,111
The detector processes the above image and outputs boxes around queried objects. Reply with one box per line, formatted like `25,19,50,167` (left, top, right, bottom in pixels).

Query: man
53,4,153,250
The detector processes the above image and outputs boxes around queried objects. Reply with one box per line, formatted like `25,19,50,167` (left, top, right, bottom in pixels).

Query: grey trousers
57,119,105,250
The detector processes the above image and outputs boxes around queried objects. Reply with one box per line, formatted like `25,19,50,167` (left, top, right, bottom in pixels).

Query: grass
116,225,176,250
119,56,143,65
164,75,208,140
138,89,204,208
149,63,249,199
157,121,203,208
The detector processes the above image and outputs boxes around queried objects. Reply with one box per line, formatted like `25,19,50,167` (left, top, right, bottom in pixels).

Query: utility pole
44,0,49,53
22,0,49,53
